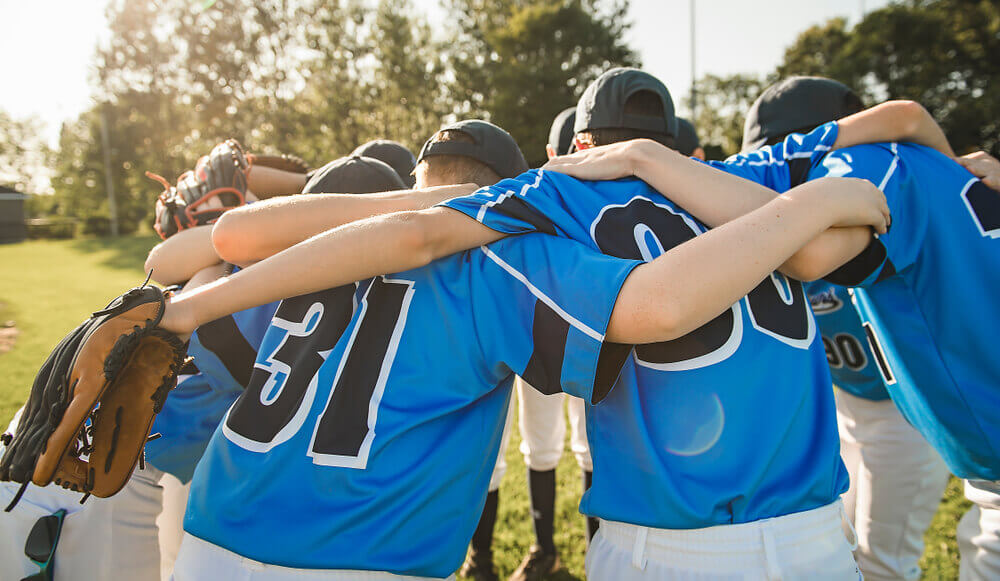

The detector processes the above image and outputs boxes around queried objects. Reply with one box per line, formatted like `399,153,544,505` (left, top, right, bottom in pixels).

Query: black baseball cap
416,119,529,180
741,76,864,153
574,67,678,139
351,140,417,187
548,107,577,156
675,117,701,156
302,155,406,195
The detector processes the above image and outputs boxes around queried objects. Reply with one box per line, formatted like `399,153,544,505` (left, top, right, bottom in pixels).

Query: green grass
0,235,967,579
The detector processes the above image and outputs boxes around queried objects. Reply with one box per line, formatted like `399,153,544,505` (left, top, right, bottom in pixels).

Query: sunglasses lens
24,515,59,562
20,573,48,581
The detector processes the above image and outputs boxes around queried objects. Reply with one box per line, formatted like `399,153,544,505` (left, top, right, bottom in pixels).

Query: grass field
0,235,968,579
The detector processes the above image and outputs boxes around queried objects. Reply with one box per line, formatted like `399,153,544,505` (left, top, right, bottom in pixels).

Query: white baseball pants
171,533,453,580
515,377,590,471
584,500,860,580
834,388,950,581
959,480,1000,581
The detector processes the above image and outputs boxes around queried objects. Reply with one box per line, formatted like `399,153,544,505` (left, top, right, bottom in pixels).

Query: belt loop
760,524,783,581
840,501,859,551
631,525,648,570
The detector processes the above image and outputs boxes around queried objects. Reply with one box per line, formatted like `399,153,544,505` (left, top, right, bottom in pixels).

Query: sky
0,0,892,146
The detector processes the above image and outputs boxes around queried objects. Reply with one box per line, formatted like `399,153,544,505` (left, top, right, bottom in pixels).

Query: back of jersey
444,170,847,530
183,233,636,576
811,142,1000,479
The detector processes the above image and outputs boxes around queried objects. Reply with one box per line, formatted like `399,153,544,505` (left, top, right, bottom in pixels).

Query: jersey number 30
223,278,414,469
592,197,813,370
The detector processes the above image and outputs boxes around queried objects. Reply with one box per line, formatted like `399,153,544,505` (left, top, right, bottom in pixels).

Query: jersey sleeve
706,121,840,192
440,169,569,236
468,233,641,404
809,143,924,286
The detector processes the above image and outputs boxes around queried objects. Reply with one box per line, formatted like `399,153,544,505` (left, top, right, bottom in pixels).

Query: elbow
889,99,929,138
212,211,253,266
393,211,439,269
778,254,828,282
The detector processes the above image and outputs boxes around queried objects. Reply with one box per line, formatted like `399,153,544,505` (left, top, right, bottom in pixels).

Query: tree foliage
447,0,638,166
0,111,52,197
695,0,1000,159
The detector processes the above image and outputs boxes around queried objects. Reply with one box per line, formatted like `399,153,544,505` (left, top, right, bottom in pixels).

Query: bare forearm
629,141,871,279
145,226,221,285
165,206,503,334
245,165,307,198
608,187,850,343
213,183,478,265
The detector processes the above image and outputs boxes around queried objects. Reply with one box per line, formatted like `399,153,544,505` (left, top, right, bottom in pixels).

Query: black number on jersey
591,196,813,370
821,333,868,371
224,277,415,468
962,180,1000,239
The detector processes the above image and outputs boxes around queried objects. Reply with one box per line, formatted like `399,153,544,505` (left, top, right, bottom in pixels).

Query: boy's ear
546,145,558,160
691,147,706,161
574,137,590,151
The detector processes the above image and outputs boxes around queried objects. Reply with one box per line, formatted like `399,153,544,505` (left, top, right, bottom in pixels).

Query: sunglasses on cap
21,509,66,581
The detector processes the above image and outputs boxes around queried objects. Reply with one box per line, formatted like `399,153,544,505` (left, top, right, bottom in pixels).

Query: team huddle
2,67,1000,581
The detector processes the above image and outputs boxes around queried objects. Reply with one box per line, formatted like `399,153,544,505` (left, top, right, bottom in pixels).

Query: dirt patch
0,325,17,354
0,303,16,354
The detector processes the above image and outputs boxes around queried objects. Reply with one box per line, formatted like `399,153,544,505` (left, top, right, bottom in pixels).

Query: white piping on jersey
726,124,834,167
480,245,604,343
877,143,900,191
474,170,545,224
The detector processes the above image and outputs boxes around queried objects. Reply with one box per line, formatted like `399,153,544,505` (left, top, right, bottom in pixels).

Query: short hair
414,130,502,187
576,91,676,149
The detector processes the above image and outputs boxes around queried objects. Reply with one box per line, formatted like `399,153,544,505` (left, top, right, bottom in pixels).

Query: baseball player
543,90,1000,579
154,111,890,580
739,76,950,581
144,153,408,576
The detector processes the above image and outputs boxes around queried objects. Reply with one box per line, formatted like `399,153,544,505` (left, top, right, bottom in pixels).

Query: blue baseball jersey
804,282,888,401
184,233,638,576
443,170,847,530
717,123,1000,479
146,301,279,483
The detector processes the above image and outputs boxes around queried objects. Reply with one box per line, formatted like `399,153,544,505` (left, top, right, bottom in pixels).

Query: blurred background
1,0,996,238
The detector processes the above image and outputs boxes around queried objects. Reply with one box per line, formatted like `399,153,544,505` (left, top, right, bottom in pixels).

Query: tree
687,74,769,159
446,0,638,166
0,111,53,196
779,0,1000,156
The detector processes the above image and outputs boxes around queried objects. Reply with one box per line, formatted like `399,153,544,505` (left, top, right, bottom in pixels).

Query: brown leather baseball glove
0,282,187,510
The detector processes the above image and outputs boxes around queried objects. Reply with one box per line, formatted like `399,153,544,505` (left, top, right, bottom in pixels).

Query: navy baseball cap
741,76,864,153
675,117,701,156
548,107,577,156
416,119,529,179
302,155,406,194
351,140,417,187
574,68,678,139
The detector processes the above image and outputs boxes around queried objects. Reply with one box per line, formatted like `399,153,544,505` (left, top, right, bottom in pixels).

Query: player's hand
799,177,891,234
541,139,655,180
956,151,1000,190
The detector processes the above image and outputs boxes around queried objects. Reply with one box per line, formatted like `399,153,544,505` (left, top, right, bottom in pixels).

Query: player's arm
244,165,307,199
161,206,504,335
606,176,889,343
145,226,223,285
833,100,955,156
543,139,873,281
212,183,479,265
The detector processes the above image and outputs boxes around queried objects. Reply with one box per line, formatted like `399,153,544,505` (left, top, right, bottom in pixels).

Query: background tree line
1,0,997,235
